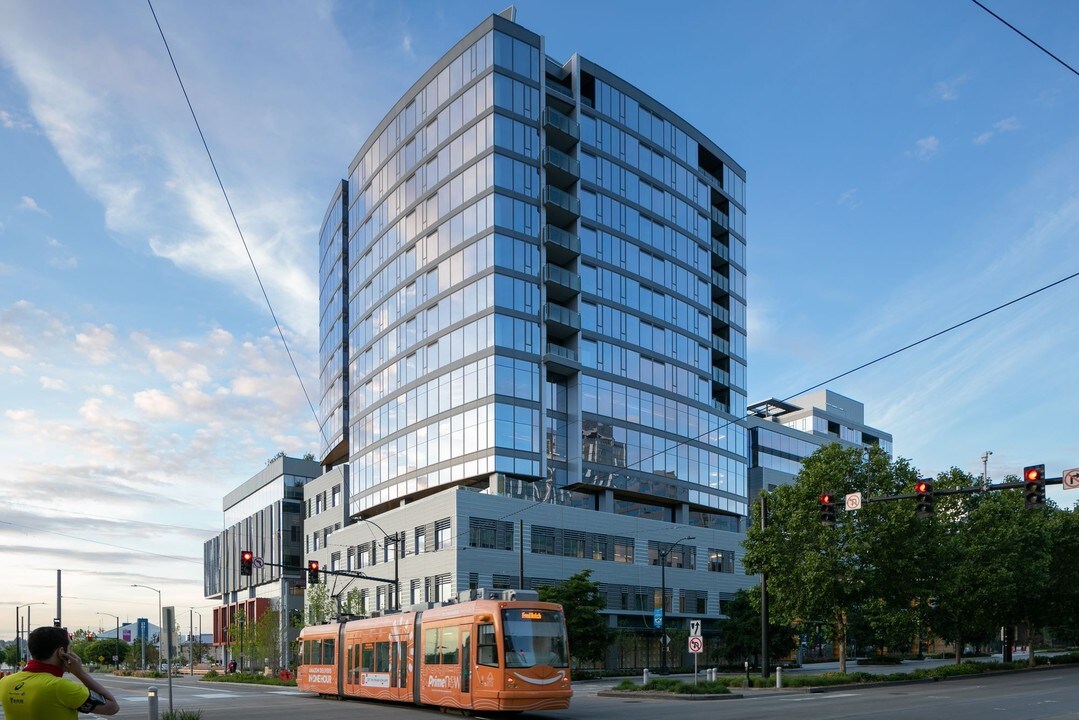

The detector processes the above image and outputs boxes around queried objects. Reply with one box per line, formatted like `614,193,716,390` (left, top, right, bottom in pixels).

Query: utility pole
760,493,769,679
981,450,992,491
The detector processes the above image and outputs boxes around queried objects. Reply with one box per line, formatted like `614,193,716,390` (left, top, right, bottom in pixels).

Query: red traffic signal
307,560,320,585
915,479,934,518
240,550,254,576
819,492,836,527
1023,464,1045,509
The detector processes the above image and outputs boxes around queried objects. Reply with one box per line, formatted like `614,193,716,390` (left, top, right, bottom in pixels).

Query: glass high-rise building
313,10,751,651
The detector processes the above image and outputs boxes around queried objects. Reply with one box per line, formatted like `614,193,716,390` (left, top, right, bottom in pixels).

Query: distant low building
746,389,893,502
202,455,320,668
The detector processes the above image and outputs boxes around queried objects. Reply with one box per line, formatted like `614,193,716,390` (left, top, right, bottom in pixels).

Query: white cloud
5,409,35,422
132,388,182,419
18,195,47,214
973,116,1021,145
908,136,940,160
0,108,34,130
40,375,67,390
74,324,117,364
932,75,967,101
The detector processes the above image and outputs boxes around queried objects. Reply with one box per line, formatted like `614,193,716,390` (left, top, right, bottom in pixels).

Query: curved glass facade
319,13,749,525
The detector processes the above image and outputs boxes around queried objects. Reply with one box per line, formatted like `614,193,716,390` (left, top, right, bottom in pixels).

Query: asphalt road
3,666,1077,720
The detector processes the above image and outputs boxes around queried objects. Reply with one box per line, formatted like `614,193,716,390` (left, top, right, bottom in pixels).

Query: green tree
1046,506,1079,645
714,588,796,664
742,444,925,673
2,643,20,670
537,570,610,667
84,639,129,667
249,610,281,671
305,582,332,625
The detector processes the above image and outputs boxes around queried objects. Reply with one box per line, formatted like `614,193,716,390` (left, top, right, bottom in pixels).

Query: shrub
162,710,202,720
202,669,218,679
199,671,296,686
614,678,729,694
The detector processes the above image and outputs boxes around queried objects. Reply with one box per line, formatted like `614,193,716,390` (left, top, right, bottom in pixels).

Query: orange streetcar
298,589,572,711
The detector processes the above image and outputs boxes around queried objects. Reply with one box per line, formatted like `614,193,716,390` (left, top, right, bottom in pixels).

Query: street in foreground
7,665,1075,720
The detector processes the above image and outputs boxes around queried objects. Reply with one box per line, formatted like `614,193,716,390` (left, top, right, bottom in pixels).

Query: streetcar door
460,627,471,695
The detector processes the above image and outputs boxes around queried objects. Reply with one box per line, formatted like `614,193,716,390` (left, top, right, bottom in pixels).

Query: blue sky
2,0,1077,636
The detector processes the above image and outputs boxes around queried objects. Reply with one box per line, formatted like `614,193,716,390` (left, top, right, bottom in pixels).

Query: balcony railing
546,343,578,363
542,225,580,256
546,81,574,99
543,264,580,291
712,368,730,386
543,303,581,332
711,239,729,262
712,336,730,355
711,207,729,229
711,303,730,324
543,106,580,142
711,270,729,293
542,185,581,218
542,146,580,178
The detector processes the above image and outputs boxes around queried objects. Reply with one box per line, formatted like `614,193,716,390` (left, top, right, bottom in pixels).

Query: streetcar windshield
502,609,568,668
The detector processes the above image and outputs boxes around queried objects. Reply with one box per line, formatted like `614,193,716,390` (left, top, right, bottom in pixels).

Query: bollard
743,659,750,688
776,666,782,688
147,685,159,720
709,668,716,682
643,668,651,685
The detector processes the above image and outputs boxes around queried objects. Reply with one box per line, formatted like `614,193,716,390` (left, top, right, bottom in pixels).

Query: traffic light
819,492,836,527
1023,464,1045,509
240,550,253,576
915,480,934,518
307,560,320,585
86,632,95,640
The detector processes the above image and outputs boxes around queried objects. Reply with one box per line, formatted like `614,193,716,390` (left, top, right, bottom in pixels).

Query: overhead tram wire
969,0,1079,79
611,266,1079,480
145,0,327,446
391,265,1079,554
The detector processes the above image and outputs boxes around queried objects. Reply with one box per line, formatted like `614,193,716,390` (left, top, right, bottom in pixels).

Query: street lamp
189,608,202,676
16,602,46,667
238,614,246,674
96,612,120,670
131,584,162,669
657,535,695,675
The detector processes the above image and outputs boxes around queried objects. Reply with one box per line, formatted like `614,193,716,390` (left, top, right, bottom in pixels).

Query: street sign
662,634,671,648
1063,468,1079,490
137,618,149,641
688,636,703,654
845,492,863,511
653,609,663,628
689,619,702,638
253,556,265,570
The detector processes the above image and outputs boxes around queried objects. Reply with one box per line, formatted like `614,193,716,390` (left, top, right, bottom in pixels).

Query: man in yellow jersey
0,626,119,718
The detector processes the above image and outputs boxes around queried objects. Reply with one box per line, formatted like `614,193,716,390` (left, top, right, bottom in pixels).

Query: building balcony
712,367,730,386
711,302,730,325
711,238,729,264
544,342,580,375
543,106,580,151
542,225,580,264
711,336,729,356
543,302,581,339
711,269,729,294
543,263,580,302
542,146,580,189
711,207,729,229
542,185,580,227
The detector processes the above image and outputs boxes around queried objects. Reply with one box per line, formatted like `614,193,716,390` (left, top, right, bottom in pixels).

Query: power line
144,0,326,446
969,0,1079,78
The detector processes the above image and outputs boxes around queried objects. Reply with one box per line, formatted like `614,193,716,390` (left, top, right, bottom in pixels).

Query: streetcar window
424,628,440,664
477,623,498,667
362,642,374,671
441,626,459,665
375,642,390,672
310,639,322,665
502,610,569,668
397,641,408,686
323,639,335,664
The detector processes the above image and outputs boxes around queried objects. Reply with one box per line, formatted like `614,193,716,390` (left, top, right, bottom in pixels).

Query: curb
597,690,743,701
